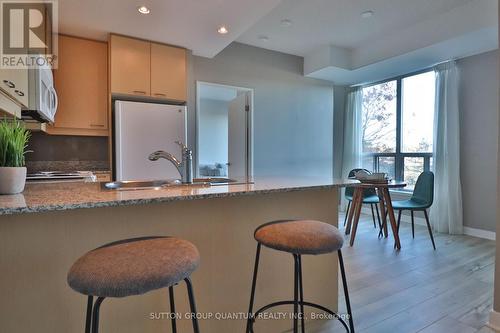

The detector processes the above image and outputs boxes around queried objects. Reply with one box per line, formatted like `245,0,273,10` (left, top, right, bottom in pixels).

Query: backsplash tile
26,132,109,172
26,160,109,173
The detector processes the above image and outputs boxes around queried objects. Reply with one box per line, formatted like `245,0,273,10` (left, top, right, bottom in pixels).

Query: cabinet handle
90,124,105,127
3,80,15,88
132,90,146,95
14,90,24,97
154,93,166,97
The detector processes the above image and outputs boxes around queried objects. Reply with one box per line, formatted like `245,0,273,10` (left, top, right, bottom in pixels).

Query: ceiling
237,0,498,85
58,0,282,58
237,0,474,56
58,0,498,85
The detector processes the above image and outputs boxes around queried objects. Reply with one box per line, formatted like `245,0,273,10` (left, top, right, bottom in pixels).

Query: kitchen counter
0,177,357,215
0,176,351,333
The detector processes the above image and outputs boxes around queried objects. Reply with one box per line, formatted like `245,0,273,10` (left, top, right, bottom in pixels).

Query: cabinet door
110,35,150,96
10,69,28,107
0,68,29,108
151,43,187,101
0,89,22,118
51,35,108,134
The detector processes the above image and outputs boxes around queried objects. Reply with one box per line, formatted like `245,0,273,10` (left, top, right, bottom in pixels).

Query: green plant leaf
0,118,31,167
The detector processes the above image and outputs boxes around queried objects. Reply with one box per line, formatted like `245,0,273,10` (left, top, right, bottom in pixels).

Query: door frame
195,81,254,179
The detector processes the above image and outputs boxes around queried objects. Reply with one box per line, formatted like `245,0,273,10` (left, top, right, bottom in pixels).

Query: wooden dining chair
392,171,436,250
344,168,382,230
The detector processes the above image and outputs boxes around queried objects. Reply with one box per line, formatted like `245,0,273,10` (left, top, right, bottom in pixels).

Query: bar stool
67,236,201,333
246,220,355,333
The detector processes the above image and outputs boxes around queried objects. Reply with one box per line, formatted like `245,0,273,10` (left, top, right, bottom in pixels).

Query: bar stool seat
254,220,344,255
68,236,201,333
68,236,200,298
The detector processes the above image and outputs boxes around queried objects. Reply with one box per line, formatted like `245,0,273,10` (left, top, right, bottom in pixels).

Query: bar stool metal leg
247,248,354,332
85,285,195,333
169,286,177,333
293,254,299,333
298,256,305,333
91,297,105,333
246,243,261,333
85,296,93,333
338,250,355,333
184,277,200,333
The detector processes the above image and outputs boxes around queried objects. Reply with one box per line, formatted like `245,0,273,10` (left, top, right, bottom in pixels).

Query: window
361,71,436,190
361,81,397,153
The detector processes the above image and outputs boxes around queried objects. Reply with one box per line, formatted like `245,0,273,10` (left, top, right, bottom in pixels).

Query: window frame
359,68,435,189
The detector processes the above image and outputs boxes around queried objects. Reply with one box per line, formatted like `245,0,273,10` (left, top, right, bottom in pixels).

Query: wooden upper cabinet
110,35,151,96
49,35,108,136
109,35,187,102
151,43,187,101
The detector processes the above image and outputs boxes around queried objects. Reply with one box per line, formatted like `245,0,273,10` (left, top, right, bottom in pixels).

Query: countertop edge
0,183,343,216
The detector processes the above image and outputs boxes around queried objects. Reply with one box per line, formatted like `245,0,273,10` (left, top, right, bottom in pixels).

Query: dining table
345,180,407,250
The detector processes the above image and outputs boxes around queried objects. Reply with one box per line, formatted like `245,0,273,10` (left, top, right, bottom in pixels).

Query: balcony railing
364,152,433,190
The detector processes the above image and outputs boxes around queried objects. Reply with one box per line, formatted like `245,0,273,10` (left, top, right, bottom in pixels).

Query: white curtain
340,88,363,209
430,61,463,234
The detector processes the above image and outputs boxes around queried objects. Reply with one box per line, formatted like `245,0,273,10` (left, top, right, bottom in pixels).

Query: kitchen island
0,177,355,333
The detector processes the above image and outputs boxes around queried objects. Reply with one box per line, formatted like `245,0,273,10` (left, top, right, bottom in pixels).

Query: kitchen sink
102,178,239,191
102,179,182,190
193,177,238,185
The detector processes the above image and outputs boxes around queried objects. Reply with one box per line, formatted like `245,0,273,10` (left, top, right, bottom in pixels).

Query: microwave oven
22,64,58,123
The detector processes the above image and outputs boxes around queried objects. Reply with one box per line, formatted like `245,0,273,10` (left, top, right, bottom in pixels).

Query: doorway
195,81,254,180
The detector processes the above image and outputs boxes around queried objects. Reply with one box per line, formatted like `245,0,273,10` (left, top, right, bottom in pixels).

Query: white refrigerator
114,100,187,181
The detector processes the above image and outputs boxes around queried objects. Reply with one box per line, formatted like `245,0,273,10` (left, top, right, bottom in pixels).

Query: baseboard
464,227,496,241
488,309,500,331
355,207,496,240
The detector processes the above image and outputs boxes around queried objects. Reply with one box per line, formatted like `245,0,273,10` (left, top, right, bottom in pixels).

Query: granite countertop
0,177,358,216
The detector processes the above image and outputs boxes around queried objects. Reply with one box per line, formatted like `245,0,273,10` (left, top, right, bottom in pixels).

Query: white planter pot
0,167,27,195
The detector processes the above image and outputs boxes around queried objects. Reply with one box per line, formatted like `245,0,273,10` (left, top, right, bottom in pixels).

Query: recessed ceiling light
258,35,269,42
361,10,374,18
217,26,229,34
137,5,150,14
280,19,292,27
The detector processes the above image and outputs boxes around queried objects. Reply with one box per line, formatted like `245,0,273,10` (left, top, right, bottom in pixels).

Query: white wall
188,43,335,177
458,49,499,232
198,98,228,166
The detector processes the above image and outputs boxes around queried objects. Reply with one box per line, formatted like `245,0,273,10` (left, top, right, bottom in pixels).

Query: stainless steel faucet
148,141,193,184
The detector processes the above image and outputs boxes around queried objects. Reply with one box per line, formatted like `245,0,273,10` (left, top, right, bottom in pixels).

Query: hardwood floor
310,213,496,333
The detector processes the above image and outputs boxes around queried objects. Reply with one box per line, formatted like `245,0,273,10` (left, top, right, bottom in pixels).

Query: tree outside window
360,71,435,189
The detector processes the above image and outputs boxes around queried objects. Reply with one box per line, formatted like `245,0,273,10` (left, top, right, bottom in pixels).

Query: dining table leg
349,188,364,247
381,188,402,250
345,187,361,235
377,188,388,238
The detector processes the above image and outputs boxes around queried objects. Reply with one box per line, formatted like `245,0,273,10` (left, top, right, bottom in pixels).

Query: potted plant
0,119,31,194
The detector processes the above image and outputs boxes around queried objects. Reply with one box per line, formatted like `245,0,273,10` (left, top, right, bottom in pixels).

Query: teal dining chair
344,168,382,230
392,171,435,250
